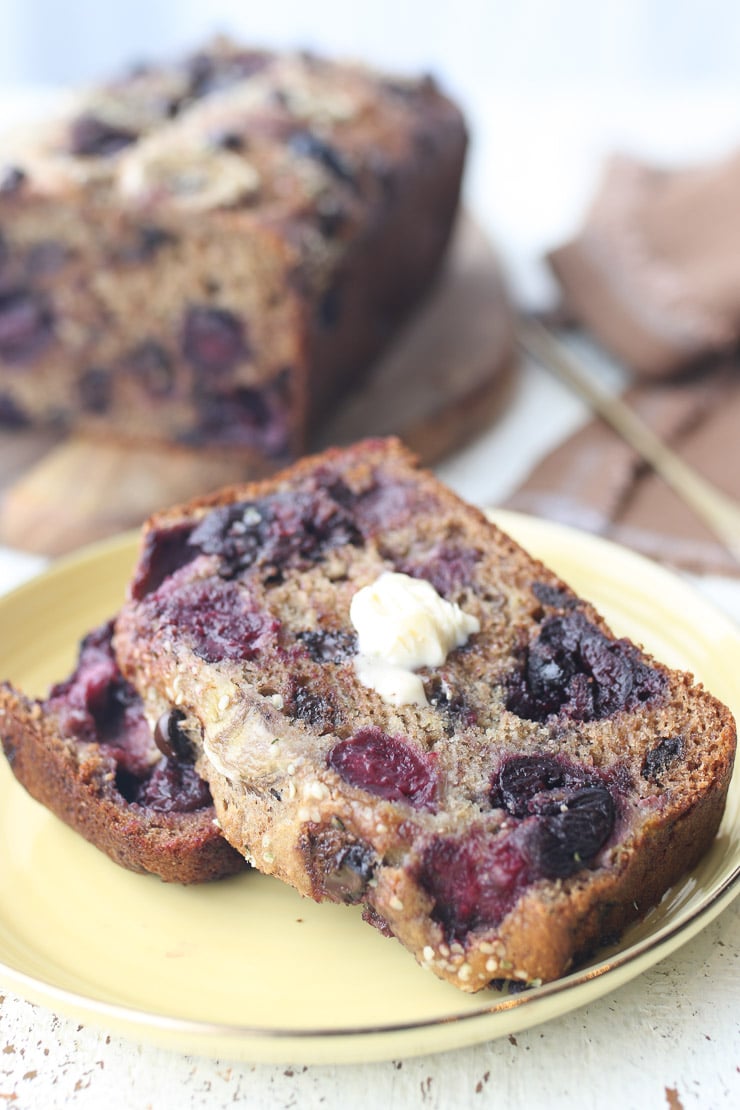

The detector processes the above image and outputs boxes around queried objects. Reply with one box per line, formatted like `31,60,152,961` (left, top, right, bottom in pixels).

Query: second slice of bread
0,620,246,883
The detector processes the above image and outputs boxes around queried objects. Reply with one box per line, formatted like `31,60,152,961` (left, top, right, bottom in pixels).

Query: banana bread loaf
0,39,466,466
113,437,736,990
0,619,246,883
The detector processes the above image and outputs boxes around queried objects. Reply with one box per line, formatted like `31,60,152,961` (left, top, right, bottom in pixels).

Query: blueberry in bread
111,437,736,989
0,38,466,466
0,620,246,883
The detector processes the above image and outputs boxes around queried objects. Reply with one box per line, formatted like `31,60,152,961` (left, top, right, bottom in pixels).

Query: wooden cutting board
0,215,516,556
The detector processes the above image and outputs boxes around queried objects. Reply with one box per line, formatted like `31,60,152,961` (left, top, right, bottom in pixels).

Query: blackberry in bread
0,38,466,466
0,619,246,883
113,437,736,989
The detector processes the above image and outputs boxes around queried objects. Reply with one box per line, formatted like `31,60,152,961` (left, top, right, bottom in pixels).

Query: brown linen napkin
549,151,740,378
505,358,740,576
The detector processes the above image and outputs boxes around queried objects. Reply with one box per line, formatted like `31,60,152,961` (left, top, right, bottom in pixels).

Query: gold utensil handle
518,318,740,566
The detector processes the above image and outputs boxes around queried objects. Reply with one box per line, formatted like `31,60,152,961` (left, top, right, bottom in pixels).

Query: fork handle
518,319,740,565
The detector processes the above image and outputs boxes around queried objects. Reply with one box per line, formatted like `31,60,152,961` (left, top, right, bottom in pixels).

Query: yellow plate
0,511,737,1064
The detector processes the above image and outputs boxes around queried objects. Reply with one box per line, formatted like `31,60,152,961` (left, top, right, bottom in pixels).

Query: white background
5,0,740,92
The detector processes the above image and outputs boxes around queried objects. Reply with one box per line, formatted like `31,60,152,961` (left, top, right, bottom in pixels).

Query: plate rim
0,510,738,1062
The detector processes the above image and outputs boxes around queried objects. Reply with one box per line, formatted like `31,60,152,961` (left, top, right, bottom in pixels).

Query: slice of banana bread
113,437,736,989
0,619,246,883
0,38,466,466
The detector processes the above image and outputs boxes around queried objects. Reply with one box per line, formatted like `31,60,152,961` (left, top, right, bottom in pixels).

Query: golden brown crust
113,437,737,987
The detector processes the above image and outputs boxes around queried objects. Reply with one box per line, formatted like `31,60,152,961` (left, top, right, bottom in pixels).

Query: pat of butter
353,657,427,707
350,572,479,706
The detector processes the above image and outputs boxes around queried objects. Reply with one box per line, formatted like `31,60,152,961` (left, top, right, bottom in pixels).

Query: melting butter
350,572,479,707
